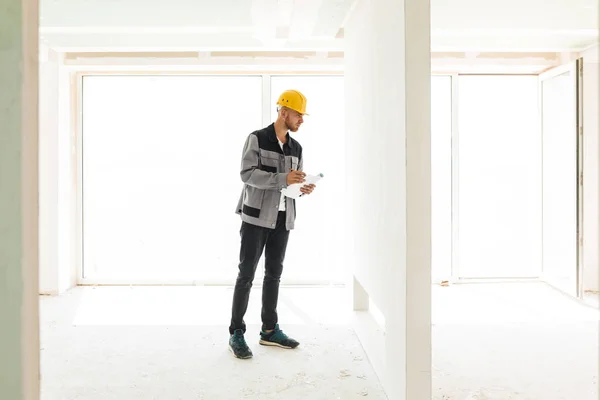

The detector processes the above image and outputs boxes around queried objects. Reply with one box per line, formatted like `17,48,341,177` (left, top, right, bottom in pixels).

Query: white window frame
439,73,547,284
538,59,585,298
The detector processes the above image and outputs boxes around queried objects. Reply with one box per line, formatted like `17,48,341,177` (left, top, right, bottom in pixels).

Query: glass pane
457,76,542,278
269,76,346,283
541,70,578,295
431,76,453,281
82,75,263,281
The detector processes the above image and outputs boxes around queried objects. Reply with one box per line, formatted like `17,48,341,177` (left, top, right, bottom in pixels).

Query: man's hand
300,184,316,195
287,170,306,185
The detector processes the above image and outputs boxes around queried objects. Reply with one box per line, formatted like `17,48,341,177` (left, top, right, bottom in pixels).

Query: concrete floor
40,286,386,400
432,282,599,399
40,282,599,399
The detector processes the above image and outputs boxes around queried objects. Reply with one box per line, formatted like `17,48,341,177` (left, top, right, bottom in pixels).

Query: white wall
581,45,599,292
39,47,61,294
38,48,76,295
345,0,431,398
58,65,77,292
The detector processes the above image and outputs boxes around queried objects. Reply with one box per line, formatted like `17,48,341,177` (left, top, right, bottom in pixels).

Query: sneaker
229,329,253,359
259,324,300,349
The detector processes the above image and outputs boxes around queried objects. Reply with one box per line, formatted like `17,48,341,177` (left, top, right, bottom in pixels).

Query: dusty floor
40,286,386,400
40,283,599,399
432,282,599,399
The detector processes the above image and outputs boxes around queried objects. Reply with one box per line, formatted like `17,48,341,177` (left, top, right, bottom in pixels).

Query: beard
285,117,300,132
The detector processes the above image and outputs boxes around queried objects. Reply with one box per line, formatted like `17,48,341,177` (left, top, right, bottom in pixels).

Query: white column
0,0,40,398
345,0,431,398
39,46,61,294
38,47,75,295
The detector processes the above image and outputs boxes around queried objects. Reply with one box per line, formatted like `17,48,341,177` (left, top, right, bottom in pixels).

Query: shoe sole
259,339,298,349
229,344,252,359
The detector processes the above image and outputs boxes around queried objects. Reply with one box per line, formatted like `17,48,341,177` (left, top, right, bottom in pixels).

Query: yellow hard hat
276,89,308,115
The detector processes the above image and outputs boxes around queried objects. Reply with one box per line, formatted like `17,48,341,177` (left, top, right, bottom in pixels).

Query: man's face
284,108,304,132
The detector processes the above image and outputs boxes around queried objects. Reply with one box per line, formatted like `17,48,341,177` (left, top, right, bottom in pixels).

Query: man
229,89,316,359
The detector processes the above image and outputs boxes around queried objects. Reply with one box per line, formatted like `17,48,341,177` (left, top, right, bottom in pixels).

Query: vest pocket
243,186,265,217
260,165,277,173
289,155,299,171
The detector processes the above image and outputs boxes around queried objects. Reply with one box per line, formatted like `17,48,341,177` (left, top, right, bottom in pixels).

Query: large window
456,75,542,278
82,75,263,282
81,74,346,284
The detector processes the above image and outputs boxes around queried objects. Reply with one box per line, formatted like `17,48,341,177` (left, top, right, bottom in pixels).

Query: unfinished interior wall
38,48,76,295
59,63,76,292
581,45,599,292
0,0,40,398
39,46,61,294
344,0,431,398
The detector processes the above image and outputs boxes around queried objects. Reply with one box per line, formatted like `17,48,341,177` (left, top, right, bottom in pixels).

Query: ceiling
40,0,599,52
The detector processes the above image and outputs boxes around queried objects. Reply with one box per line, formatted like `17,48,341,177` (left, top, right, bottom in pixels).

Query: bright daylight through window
82,74,568,285
82,75,346,284
456,75,541,279
82,75,263,282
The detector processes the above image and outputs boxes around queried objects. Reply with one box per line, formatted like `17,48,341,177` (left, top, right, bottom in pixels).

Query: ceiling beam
39,26,597,53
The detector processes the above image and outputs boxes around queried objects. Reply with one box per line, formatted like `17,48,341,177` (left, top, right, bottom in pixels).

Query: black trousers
229,211,290,334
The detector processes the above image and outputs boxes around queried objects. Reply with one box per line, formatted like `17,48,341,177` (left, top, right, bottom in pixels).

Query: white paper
281,173,324,199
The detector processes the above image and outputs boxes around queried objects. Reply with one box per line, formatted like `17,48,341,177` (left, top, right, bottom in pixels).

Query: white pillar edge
403,0,432,395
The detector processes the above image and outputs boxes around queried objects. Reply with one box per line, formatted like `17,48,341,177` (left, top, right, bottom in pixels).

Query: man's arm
240,134,288,190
